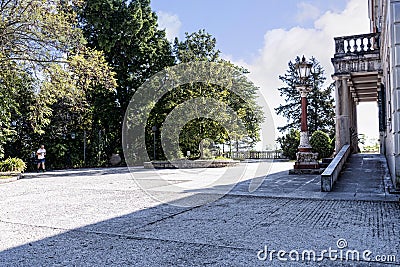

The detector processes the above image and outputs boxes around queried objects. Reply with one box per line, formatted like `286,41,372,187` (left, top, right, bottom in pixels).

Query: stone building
331,0,400,189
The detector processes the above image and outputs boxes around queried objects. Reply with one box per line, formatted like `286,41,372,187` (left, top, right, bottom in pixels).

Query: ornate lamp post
294,56,319,170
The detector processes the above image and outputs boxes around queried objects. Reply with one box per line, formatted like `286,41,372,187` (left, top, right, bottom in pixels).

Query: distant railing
334,33,380,56
224,150,284,160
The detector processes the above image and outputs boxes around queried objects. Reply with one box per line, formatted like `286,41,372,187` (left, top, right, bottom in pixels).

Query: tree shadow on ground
1,161,398,266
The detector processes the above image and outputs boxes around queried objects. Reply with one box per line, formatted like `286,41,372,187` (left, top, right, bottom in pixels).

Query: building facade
331,0,400,189
370,0,400,189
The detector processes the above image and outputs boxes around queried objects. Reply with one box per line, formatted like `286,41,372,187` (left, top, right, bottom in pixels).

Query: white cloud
157,11,182,41
228,0,374,142
296,2,321,23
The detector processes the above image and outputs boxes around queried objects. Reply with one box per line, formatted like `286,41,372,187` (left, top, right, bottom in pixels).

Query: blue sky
150,0,378,144
151,0,349,61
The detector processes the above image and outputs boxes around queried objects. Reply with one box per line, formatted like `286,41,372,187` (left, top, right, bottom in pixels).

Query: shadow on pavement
1,161,399,266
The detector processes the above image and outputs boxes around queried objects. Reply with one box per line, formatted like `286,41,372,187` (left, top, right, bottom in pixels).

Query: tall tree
275,57,335,137
79,0,174,155
0,0,117,161
147,30,264,159
173,29,220,63
0,68,27,158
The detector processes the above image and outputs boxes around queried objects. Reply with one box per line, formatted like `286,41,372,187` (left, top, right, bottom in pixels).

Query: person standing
37,145,46,172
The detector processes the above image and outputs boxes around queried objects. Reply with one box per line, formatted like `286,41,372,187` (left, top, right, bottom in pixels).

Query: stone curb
0,172,22,184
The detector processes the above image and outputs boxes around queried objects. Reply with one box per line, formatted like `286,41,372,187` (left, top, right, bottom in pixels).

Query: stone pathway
333,153,392,195
0,160,399,266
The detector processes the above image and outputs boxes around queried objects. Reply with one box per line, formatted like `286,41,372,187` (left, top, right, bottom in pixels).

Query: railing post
360,37,365,51
334,37,345,54
346,38,351,53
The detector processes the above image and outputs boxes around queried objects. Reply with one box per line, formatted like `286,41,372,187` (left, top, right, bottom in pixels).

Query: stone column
334,75,351,153
334,76,340,153
351,97,359,152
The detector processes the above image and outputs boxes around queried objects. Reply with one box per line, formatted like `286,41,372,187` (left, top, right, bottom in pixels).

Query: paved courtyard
0,155,399,266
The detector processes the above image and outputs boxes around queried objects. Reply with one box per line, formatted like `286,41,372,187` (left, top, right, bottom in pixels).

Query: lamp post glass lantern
294,56,319,170
296,56,312,82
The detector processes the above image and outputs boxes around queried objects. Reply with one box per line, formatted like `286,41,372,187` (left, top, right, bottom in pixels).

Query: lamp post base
298,131,312,152
293,151,319,169
293,131,319,169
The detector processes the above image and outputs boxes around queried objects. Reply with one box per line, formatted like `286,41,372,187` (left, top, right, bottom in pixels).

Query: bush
310,130,333,159
277,129,300,160
0,157,27,172
330,137,336,153
214,156,232,160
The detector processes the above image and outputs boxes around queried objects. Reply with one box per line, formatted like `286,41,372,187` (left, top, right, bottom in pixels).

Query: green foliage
0,158,26,173
146,31,264,160
310,130,333,159
275,57,335,136
79,0,174,156
2,69,37,162
2,2,265,168
362,143,379,153
214,156,232,160
358,134,379,153
0,69,22,159
277,129,300,160
1,0,117,168
330,137,336,152
0,1,116,127
0,0,83,68
173,30,220,63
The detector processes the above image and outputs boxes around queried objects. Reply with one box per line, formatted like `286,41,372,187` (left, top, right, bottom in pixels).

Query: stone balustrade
332,33,381,75
334,33,380,56
229,150,283,160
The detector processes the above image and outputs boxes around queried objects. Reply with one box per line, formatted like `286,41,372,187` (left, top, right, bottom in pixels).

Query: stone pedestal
293,151,319,169
295,130,319,170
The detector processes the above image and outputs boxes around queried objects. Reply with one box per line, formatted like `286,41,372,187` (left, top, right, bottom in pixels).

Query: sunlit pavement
0,160,399,266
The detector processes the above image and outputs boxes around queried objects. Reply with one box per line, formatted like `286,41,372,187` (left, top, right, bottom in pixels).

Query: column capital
332,74,350,81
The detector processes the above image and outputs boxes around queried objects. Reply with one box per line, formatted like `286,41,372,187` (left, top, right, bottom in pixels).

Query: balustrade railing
334,33,380,56
223,150,284,160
